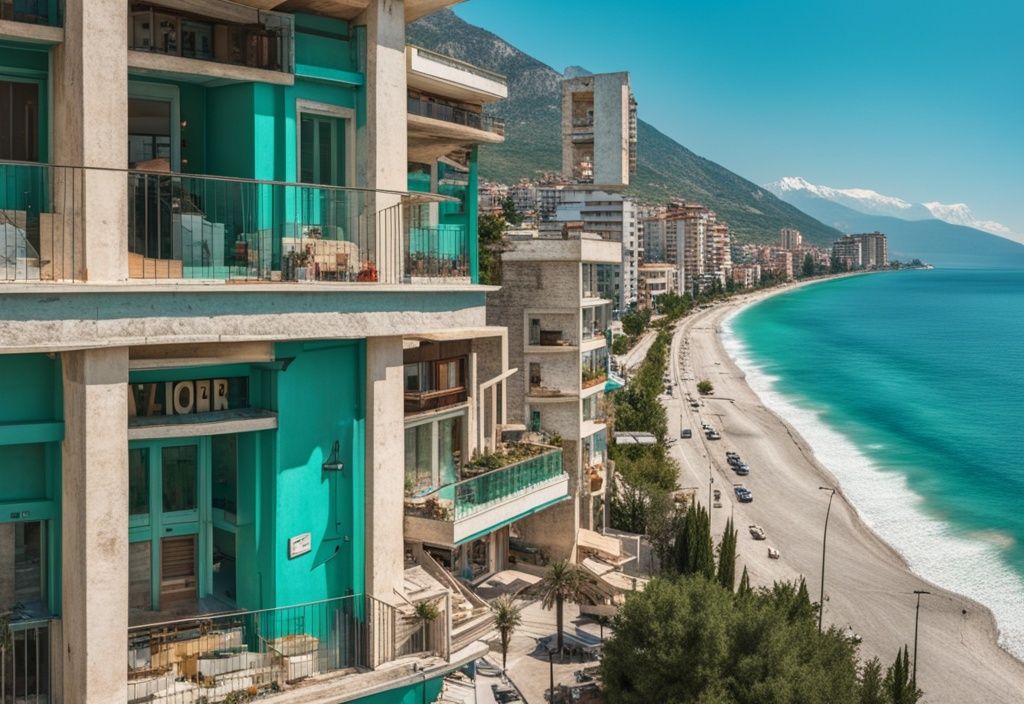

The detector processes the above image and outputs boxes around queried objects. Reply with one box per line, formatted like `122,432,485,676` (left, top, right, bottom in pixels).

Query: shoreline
664,273,1024,703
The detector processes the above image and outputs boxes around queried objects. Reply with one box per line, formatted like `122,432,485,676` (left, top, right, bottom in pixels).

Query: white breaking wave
721,306,1024,659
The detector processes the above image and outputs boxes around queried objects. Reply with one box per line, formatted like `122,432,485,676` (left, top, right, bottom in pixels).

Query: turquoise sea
723,269,1024,658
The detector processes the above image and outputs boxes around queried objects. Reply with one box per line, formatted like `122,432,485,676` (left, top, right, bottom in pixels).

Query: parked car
690,400,700,409
735,463,750,476
706,430,721,440
749,524,766,540
768,546,780,559
680,428,693,439
726,451,739,460
734,486,753,502
701,422,711,430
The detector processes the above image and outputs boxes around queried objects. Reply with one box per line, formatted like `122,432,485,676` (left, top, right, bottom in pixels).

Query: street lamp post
818,486,836,633
912,590,930,690
548,649,555,703
708,464,714,511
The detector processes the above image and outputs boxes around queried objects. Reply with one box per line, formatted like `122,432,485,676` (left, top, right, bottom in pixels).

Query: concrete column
60,347,129,704
359,0,407,283
52,0,128,282
364,336,405,604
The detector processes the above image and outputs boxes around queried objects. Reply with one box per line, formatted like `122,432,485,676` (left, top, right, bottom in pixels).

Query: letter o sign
173,381,195,415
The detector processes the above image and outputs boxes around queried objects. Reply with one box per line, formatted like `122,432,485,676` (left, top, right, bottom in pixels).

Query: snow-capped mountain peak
765,176,1022,243
766,177,915,217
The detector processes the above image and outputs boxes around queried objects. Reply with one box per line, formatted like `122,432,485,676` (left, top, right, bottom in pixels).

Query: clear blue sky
454,0,1024,234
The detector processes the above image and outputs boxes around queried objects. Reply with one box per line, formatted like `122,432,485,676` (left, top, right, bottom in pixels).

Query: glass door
127,438,206,614
299,114,346,238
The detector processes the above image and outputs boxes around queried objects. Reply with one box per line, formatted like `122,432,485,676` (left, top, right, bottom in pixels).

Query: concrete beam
0,287,490,353
60,347,129,704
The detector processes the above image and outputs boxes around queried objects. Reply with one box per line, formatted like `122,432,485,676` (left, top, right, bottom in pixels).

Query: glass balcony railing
407,445,564,523
0,160,466,283
407,95,505,136
127,594,445,704
0,0,61,26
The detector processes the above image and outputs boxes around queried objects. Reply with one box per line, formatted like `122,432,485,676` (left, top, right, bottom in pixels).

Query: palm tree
537,559,590,656
492,595,523,674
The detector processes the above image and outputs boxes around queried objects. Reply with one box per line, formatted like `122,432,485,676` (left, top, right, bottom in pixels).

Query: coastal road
659,291,1024,704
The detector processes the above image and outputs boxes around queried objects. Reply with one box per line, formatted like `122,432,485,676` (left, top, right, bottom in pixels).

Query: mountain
768,187,1024,268
767,177,1023,244
407,10,841,246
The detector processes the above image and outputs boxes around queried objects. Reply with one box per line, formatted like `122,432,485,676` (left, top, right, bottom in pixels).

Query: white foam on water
721,306,1024,659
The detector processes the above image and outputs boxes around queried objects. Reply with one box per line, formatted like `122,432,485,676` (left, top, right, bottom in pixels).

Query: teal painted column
467,146,480,283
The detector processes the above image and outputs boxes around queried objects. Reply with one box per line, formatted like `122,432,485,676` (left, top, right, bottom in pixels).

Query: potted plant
357,261,378,282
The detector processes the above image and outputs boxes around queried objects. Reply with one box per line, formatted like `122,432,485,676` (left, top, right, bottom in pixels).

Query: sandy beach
662,276,1024,703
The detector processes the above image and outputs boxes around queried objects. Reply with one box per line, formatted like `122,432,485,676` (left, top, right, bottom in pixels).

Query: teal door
298,114,348,240
128,438,208,613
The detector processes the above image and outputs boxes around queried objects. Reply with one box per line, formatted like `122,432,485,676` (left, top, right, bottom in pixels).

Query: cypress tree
737,566,751,597
716,517,737,590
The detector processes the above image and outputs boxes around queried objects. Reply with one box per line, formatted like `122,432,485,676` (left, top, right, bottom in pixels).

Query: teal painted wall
0,354,62,615
266,340,365,607
294,15,356,73
467,147,480,282
351,677,445,704
206,84,256,178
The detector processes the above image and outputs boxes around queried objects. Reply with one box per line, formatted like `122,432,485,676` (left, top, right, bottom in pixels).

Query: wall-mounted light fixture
322,440,345,472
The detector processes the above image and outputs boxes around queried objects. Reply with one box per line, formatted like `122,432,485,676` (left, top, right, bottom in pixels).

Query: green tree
803,252,816,277
697,379,714,395
492,595,523,674
673,503,713,579
883,645,921,704
477,213,509,285
738,566,752,597
621,308,651,338
536,559,591,655
859,658,886,704
601,577,865,704
500,197,524,225
716,517,737,590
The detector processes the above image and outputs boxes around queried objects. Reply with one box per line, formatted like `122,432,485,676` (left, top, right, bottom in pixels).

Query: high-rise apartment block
640,202,731,296
832,232,889,269
562,72,638,188
0,2,582,702
780,228,803,251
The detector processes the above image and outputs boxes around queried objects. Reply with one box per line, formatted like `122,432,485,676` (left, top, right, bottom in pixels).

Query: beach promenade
664,279,1024,704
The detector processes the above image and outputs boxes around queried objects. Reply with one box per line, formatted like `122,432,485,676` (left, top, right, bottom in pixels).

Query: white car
749,525,766,540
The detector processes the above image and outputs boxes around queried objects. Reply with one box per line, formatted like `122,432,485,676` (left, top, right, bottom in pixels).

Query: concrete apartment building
637,262,678,310
561,72,637,189
855,231,889,268
485,231,621,563
780,227,803,251
551,189,642,313
0,2,574,703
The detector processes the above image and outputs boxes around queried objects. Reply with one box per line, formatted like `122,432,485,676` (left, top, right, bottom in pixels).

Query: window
0,521,46,611
529,318,541,346
437,359,464,391
404,423,433,492
530,410,541,432
0,80,39,161
161,445,198,514
129,447,150,518
438,416,462,486
529,363,541,387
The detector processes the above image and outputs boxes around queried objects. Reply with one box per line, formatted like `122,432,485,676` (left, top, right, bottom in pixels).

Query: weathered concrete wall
0,288,488,353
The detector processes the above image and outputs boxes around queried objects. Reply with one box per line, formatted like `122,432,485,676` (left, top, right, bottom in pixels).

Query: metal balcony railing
1,618,54,703
126,594,447,704
0,0,60,26
407,446,564,523
407,96,505,136
0,160,465,284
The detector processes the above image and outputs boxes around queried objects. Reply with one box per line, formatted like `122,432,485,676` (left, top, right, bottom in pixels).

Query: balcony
127,4,294,82
126,594,446,704
530,329,573,348
1,617,56,703
404,444,567,546
407,95,505,137
0,160,468,284
407,45,507,104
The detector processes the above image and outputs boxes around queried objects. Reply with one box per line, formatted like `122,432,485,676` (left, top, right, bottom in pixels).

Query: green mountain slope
408,9,841,245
